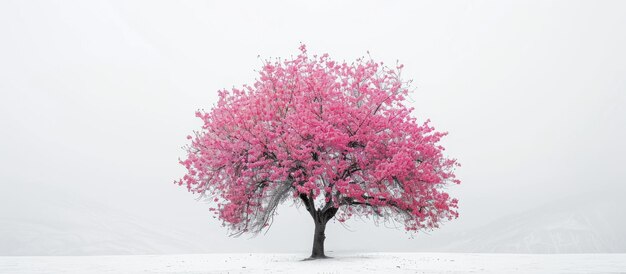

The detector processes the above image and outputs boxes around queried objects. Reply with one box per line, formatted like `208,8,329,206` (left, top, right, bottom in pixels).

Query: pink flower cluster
178,45,460,233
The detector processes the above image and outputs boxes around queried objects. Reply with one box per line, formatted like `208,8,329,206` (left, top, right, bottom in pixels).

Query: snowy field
1,253,625,274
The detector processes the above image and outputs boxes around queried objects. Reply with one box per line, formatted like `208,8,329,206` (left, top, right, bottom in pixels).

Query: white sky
1,0,625,254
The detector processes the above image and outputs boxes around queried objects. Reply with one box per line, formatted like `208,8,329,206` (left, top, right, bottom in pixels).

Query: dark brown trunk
300,194,338,259
310,221,327,258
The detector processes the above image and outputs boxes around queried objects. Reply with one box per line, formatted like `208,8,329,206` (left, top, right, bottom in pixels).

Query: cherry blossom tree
177,45,460,259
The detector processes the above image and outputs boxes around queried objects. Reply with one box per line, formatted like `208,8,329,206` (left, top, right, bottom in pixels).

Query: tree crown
178,45,460,235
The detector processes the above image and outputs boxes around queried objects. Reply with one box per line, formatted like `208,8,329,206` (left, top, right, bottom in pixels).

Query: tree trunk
299,194,338,259
310,221,327,258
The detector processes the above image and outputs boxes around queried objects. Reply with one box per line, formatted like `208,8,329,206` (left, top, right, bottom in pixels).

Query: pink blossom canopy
178,45,460,235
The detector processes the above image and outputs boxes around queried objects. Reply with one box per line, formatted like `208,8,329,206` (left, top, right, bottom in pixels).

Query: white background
1,0,625,255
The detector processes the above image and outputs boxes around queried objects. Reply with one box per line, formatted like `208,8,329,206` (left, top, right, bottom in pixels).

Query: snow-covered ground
1,253,625,274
